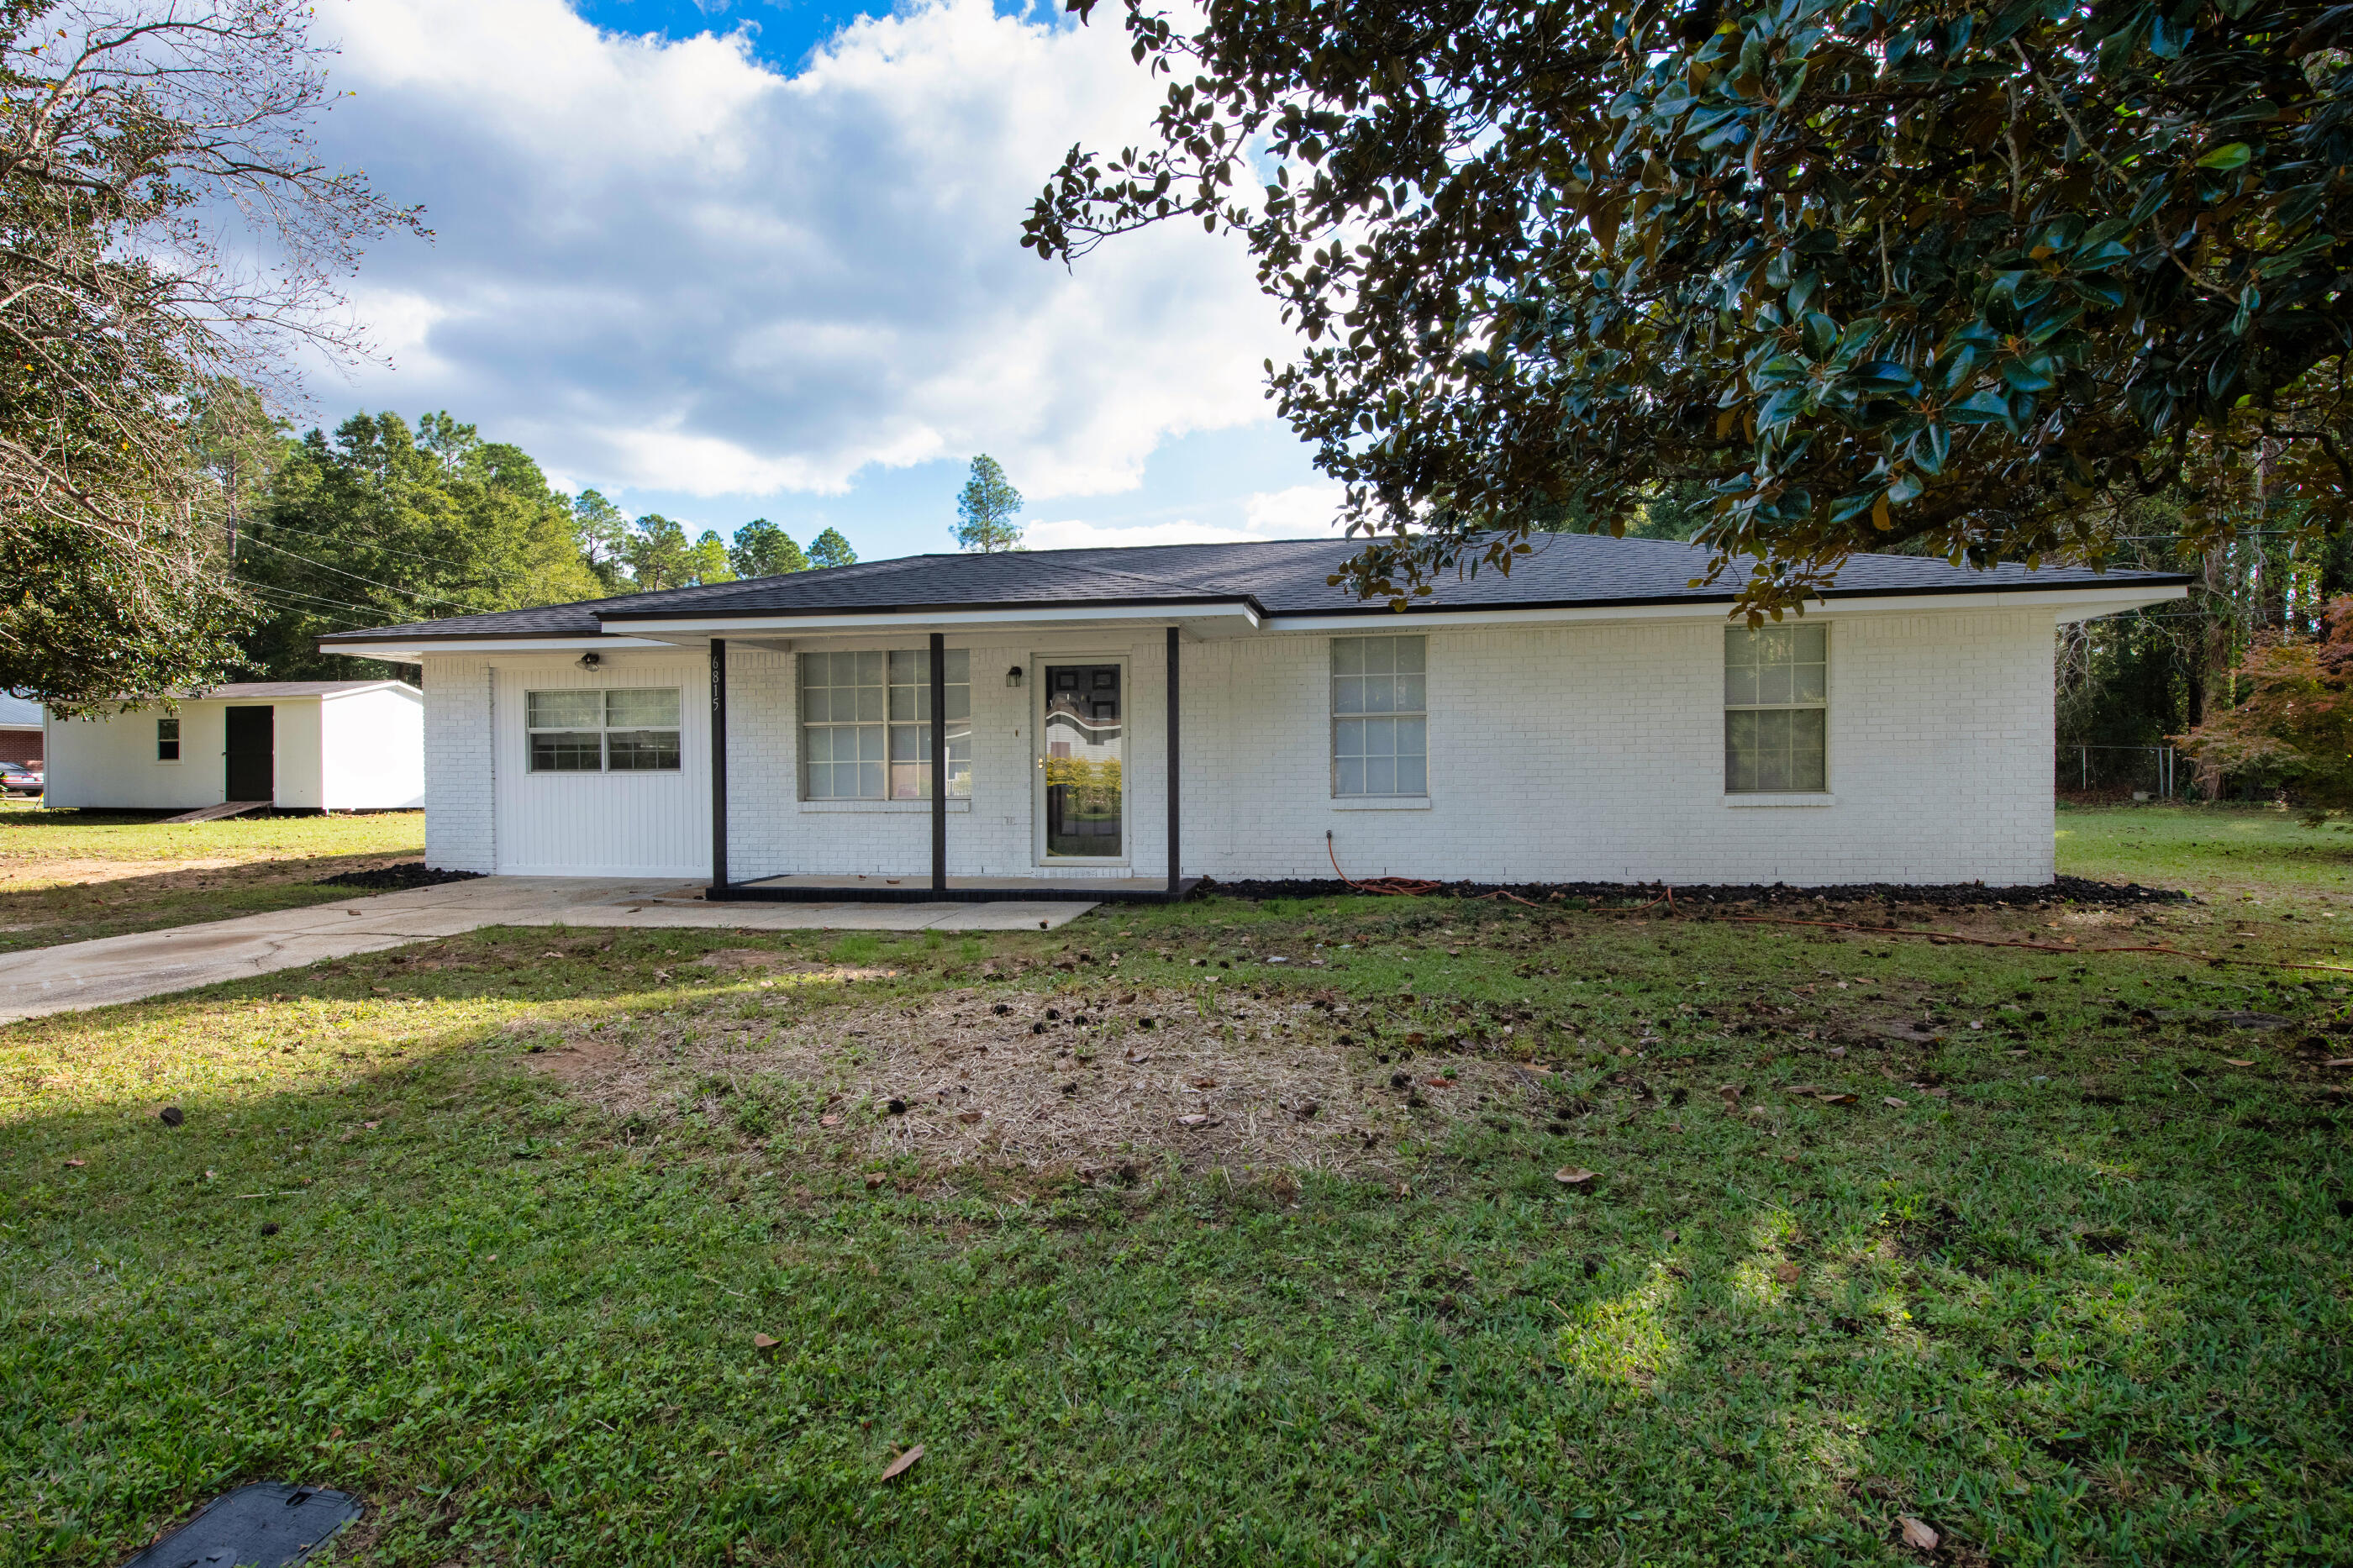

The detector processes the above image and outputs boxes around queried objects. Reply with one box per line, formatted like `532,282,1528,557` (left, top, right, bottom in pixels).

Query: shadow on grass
4,934,2349,1566
0,852,422,953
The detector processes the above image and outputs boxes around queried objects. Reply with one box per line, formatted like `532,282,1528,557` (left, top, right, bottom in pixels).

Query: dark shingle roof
319,535,2187,645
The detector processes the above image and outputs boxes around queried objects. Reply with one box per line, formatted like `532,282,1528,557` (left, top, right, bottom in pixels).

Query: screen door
1042,664,1122,859
224,705,273,802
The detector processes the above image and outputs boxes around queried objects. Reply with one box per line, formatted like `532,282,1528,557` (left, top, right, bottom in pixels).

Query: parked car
1,762,42,796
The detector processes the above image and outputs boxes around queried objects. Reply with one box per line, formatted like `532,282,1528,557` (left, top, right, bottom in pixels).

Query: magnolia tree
0,0,424,706
1028,0,2353,616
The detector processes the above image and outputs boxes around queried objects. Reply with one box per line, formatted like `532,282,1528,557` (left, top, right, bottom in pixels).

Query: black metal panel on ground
119,1481,361,1568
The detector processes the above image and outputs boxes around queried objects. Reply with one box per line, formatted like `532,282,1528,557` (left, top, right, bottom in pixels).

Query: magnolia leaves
1032,0,2352,619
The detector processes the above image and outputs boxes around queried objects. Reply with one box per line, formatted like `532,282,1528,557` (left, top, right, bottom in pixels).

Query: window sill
1724,792,1836,808
799,798,974,813
1330,796,1432,810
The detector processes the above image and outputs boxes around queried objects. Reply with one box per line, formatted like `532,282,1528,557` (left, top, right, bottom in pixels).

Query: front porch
703,627,1194,904
726,872,1201,904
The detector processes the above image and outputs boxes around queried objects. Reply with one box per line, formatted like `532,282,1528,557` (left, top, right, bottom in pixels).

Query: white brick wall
1188,609,2056,886
421,656,494,871
417,605,2060,887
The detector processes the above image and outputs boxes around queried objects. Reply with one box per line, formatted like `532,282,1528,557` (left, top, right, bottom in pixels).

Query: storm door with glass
1040,664,1122,859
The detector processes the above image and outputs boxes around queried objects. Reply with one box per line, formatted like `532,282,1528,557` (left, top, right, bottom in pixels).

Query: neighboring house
42,681,424,813
0,692,40,767
317,536,2188,895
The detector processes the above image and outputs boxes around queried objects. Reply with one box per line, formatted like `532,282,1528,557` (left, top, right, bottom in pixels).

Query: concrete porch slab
0,876,1098,1023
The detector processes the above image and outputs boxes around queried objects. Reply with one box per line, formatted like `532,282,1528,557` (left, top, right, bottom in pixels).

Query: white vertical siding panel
319,687,425,809
489,655,710,877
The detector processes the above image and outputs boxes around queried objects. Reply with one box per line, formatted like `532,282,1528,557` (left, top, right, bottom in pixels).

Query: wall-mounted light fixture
1005,665,1024,689
576,651,602,670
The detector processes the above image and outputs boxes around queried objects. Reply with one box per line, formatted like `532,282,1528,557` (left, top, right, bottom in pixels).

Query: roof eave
596,596,1268,635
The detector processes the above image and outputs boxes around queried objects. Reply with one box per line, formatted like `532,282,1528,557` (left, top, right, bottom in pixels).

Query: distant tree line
232,410,860,681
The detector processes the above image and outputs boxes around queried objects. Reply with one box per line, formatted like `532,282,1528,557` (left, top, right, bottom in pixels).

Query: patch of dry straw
529,976,1564,1176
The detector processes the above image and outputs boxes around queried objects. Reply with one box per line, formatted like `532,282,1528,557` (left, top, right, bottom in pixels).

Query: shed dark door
224,706,273,802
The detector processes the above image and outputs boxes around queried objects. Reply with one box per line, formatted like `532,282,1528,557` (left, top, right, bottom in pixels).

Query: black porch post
709,638,729,894
1166,624,1180,895
930,631,947,893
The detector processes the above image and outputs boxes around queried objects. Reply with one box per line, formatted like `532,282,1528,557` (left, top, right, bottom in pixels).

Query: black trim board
708,879,1203,905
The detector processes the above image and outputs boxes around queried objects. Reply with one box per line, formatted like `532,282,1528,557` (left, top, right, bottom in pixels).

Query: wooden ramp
161,800,269,824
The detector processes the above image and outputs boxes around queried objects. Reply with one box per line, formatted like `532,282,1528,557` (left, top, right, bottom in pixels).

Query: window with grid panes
525,688,682,772
155,716,180,761
1724,625,1828,792
800,650,969,800
1330,635,1427,797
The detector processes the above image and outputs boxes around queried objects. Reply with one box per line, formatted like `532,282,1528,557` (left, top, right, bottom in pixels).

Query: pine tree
808,528,858,570
953,455,1024,552
729,519,808,577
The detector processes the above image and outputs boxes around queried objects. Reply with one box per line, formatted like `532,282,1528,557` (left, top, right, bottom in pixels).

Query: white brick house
319,536,2186,897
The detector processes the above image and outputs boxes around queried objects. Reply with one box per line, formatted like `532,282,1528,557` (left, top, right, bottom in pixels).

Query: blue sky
302,0,1333,563
572,0,906,70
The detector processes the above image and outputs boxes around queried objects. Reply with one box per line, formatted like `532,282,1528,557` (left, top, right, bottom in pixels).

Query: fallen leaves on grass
1774,1262,1801,1284
1899,1515,1940,1551
752,1333,779,1350
881,1445,924,1481
2224,1058,2256,1068
1554,1166,1597,1187
530,986,1548,1175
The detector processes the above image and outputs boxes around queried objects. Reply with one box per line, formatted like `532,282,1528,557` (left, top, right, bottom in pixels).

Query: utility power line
233,533,477,610
246,518,540,585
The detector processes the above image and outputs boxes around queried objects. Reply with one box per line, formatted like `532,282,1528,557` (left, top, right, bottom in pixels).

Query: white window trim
155,715,182,765
1723,626,1831,794
797,649,971,802
1329,634,1429,800
524,687,685,775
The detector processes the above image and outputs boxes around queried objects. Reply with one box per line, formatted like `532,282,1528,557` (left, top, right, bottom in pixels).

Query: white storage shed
41,681,424,813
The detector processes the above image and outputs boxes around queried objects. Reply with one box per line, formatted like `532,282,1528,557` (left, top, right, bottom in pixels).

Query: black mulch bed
313,862,485,892
1193,873,2188,909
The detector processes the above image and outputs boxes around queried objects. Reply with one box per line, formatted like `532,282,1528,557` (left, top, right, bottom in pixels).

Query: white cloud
1021,518,1254,550
1242,483,1346,534
1022,484,1347,550
310,0,1290,500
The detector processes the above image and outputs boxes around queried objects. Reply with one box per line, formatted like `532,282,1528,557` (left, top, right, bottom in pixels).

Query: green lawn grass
2,815,2348,1565
2056,801,2353,904
0,805,425,952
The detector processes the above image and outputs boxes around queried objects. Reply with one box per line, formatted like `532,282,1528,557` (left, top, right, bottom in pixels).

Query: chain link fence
2056,744,2180,800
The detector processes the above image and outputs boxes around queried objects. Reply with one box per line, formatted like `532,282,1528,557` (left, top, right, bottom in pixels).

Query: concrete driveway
0,876,1096,1023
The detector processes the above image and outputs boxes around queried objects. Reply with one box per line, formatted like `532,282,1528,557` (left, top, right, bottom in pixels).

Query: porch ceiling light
1006,665,1024,688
